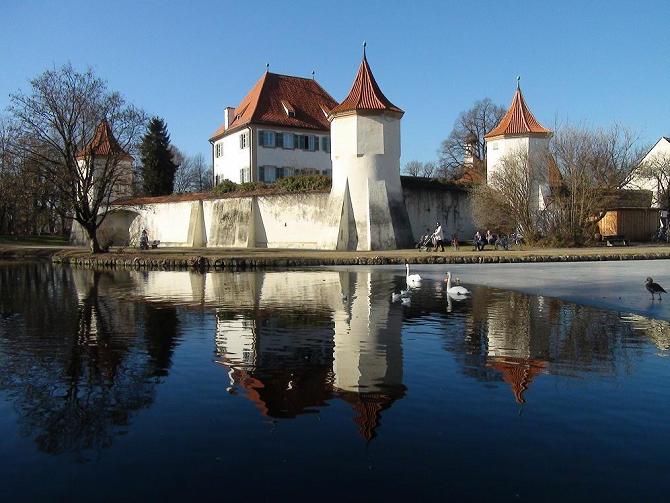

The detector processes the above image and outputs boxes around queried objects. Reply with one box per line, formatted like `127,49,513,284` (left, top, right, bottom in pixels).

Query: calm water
1,261,669,501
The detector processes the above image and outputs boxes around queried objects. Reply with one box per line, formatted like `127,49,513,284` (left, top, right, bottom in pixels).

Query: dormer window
281,100,296,118
320,104,330,118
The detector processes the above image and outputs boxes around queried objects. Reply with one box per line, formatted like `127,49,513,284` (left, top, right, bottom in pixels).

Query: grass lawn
0,235,69,246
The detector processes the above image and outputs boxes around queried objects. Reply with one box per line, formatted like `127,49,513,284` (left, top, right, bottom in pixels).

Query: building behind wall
210,72,338,186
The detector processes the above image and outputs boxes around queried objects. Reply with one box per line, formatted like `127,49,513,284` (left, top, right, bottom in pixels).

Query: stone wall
76,184,475,250
402,182,475,243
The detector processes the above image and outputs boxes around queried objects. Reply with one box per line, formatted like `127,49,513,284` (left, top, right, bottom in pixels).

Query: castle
74,48,561,251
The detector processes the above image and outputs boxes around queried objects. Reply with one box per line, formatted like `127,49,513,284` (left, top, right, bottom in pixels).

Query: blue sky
2,0,669,164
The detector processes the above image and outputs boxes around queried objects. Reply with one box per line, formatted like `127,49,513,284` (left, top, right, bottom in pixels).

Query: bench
603,235,628,247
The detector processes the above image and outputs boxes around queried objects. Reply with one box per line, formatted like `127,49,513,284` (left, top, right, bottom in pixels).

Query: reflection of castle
214,270,405,441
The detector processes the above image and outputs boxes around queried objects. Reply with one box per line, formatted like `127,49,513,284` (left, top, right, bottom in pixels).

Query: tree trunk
83,222,102,254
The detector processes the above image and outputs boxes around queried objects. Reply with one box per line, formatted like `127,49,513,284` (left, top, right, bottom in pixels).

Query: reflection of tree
143,304,180,377
0,266,180,459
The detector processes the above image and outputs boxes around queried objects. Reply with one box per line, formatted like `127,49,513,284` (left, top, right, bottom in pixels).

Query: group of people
473,229,523,251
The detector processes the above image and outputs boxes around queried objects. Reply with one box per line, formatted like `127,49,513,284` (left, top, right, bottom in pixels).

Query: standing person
432,222,445,252
140,229,149,250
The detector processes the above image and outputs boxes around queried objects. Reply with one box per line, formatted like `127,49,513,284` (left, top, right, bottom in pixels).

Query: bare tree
403,160,423,177
471,149,541,241
7,64,146,252
403,160,437,178
546,125,644,244
438,98,505,179
174,151,213,193
471,125,643,246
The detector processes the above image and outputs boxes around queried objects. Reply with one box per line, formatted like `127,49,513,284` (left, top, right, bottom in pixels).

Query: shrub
212,179,238,194
275,174,331,192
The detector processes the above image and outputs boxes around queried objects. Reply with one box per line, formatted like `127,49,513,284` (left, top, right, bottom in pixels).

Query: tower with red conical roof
327,45,413,251
485,80,552,210
76,120,134,200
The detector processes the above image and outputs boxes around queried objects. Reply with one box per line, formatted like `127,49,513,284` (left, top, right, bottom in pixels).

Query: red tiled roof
210,72,338,141
485,86,551,139
76,120,133,160
487,357,547,404
329,51,403,117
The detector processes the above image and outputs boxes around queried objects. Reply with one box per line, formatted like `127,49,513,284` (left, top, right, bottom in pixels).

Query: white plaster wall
255,193,333,248
213,128,251,184
130,201,193,246
256,127,332,176
486,136,529,184
403,187,476,242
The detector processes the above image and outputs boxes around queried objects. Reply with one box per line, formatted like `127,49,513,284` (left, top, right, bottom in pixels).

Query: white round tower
485,79,553,211
328,45,413,251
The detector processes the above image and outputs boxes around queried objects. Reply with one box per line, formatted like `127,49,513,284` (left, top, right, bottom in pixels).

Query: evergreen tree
140,118,178,196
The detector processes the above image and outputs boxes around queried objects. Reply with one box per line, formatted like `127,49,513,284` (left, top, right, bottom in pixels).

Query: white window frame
240,132,248,149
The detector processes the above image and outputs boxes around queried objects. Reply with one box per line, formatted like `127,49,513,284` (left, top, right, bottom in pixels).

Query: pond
1,261,669,501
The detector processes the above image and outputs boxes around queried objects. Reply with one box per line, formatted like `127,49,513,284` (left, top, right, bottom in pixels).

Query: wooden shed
597,208,660,241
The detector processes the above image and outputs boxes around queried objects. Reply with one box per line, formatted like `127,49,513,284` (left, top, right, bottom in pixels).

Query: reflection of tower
484,292,547,404
332,271,406,441
213,269,406,441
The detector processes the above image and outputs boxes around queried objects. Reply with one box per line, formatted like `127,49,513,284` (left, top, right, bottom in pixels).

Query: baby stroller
415,233,433,251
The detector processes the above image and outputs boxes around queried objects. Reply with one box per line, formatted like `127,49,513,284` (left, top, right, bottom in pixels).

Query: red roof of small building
76,120,133,160
485,86,551,139
210,72,338,141
329,50,403,117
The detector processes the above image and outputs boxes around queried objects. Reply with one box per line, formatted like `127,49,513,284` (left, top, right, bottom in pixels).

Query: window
276,167,285,179
260,165,277,183
215,174,221,185
309,136,318,151
322,169,332,177
296,135,310,150
215,143,224,158
275,132,283,148
240,132,248,149
258,130,275,148
240,167,249,183
321,136,330,153
283,133,294,149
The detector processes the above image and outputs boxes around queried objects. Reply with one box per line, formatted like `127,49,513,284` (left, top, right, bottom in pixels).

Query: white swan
405,263,422,287
445,271,470,296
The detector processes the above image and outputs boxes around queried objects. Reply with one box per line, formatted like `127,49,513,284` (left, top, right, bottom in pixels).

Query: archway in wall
98,209,142,247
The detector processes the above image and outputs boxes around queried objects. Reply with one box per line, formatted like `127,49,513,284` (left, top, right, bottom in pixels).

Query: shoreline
3,244,670,269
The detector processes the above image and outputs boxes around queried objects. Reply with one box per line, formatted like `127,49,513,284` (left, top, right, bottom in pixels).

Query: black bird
645,277,666,300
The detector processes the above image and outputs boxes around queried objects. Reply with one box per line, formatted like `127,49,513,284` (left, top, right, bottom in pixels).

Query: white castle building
210,71,337,185
82,48,474,250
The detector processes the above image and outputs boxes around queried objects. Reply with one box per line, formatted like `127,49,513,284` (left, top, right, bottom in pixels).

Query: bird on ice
645,277,666,300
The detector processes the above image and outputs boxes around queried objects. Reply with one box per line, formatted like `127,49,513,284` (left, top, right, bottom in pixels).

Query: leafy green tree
140,118,178,196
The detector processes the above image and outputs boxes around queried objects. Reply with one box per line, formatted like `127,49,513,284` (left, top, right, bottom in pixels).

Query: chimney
224,107,236,129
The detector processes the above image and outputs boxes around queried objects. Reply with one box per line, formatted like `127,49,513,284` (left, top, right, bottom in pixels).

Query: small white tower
76,120,134,201
327,44,413,250
485,79,552,210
